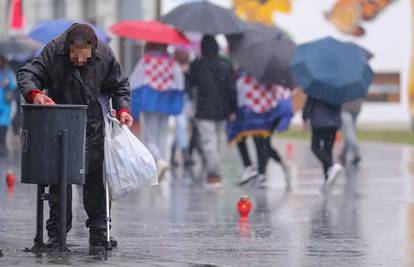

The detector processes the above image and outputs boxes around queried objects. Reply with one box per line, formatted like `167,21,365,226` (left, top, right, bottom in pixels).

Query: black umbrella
228,23,296,88
161,1,246,35
0,35,42,62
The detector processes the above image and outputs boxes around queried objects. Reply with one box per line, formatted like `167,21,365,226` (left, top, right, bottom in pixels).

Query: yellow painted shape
409,0,414,117
233,0,292,25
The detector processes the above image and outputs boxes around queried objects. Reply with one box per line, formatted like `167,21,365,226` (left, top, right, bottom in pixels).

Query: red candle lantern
6,171,15,189
237,196,252,218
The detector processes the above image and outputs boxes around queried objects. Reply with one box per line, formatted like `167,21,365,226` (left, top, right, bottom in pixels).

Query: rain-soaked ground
1,138,414,266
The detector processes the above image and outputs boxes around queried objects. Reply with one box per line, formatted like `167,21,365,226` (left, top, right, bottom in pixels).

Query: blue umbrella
289,37,374,106
28,19,111,45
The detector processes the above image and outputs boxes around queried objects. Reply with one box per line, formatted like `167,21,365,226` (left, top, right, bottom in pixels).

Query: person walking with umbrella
302,97,343,186
0,56,16,158
189,36,237,188
17,23,132,248
129,42,185,181
290,37,374,188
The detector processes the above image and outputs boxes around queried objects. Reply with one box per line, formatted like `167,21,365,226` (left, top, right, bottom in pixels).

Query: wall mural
326,0,395,36
232,0,292,25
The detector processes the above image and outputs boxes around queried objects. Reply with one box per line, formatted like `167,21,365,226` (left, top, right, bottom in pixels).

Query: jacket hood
201,35,218,57
64,23,98,54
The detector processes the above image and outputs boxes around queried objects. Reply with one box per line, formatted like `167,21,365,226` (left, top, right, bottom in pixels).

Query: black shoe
352,156,361,166
46,236,59,249
89,229,118,247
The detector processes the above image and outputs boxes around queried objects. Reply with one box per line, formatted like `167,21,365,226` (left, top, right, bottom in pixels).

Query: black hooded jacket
17,24,131,145
189,36,237,121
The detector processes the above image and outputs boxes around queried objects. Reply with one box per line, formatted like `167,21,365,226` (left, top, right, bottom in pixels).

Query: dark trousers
311,127,337,179
237,137,271,175
46,144,107,237
188,119,202,157
266,137,282,163
0,126,7,157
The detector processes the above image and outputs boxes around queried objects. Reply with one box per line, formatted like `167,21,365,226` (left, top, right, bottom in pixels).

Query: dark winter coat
17,25,131,145
189,36,237,121
302,97,341,130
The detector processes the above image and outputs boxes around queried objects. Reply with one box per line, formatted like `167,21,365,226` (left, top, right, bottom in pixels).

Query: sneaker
280,164,292,191
338,155,347,166
326,163,343,186
239,166,258,186
89,229,118,247
157,160,169,183
205,175,223,189
256,174,267,189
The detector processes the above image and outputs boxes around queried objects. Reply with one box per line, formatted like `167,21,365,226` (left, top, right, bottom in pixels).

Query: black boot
89,229,118,247
46,236,59,249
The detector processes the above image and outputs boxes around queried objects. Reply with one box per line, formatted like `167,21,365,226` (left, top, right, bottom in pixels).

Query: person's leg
0,126,7,157
175,113,189,151
83,145,106,231
253,136,270,188
83,144,117,246
266,137,282,163
339,111,352,163
325,128,337,166
45,185,72,247
266,136,291,189
237,137,259,185
253,136,269,175
196,119,221,185
188,119,197,157
350,113,361,163
142,112,161,161
171,114,184,166
237,137,252,168
324,127,343,185
311,128,334,179
157,113,170,162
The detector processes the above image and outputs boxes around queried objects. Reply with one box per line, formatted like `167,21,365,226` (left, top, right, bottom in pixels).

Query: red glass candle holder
237,196,252,218
6,171,15,189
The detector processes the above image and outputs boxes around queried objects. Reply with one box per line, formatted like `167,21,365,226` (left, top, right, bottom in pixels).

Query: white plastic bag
104,114,158,200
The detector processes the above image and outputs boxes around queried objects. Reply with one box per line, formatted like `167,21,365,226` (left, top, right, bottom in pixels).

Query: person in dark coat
189,35,237,188
17,23,132,248
302,96,343,187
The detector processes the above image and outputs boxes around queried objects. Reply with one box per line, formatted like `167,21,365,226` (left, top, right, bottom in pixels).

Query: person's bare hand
229,113,237,122
303,120,310,132
33,94,56,105
119,112,133,128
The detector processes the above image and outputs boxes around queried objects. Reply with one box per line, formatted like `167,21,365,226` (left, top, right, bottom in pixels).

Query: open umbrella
28,19,111,45
0,35,42,62
161,1,246,35
109,20,190,45
289,37,374,106
228,23,296,88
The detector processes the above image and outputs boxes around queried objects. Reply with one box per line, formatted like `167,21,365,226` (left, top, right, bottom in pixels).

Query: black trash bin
21,104,87,185
20,104,87,253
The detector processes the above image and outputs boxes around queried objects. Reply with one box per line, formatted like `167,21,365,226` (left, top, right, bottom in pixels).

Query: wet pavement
1,139,414,266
